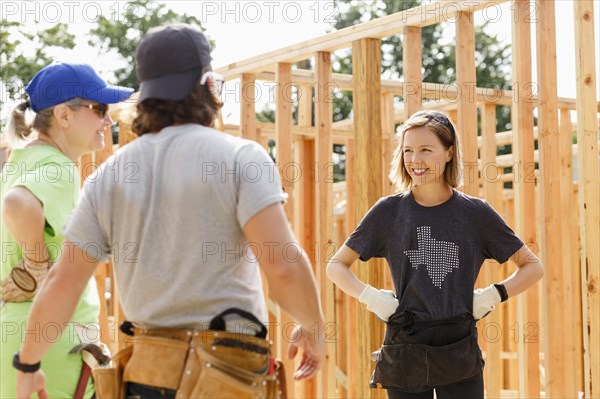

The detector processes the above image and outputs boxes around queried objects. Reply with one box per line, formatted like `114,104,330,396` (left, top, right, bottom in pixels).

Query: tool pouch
91,344,132,399
92,308,287,399
370,312,484,393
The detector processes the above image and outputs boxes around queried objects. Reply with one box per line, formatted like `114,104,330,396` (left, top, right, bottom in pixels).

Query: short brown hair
132,78,223,136
389,110,463,192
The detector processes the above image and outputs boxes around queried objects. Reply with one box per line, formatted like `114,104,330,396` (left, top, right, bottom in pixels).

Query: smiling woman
327,110,544,399
0,62,133,399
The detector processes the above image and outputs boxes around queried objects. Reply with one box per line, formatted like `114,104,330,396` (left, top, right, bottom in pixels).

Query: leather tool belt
92,308,287,399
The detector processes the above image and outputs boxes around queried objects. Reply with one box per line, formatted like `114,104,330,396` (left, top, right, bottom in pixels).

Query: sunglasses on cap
200,71,225,97
75,103,109,119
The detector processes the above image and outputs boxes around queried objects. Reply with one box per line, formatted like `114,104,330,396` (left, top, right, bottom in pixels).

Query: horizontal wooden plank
215,0,508,77
251,70,590,109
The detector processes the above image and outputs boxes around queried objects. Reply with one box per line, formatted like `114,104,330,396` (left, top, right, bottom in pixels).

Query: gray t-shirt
345,190,523,320
64,124,287,329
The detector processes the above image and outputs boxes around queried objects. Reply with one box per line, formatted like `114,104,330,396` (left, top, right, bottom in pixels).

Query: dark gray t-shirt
345,189,523,321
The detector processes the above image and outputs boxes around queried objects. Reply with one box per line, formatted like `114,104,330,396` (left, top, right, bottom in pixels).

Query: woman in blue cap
0,62,132,398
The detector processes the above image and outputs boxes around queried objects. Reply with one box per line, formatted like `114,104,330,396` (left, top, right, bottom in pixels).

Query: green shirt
1,145,99,398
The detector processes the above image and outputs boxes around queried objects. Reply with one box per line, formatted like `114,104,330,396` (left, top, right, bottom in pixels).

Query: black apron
370,311,484,393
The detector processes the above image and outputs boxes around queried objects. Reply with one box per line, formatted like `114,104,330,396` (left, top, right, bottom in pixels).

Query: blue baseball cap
25,62,134,112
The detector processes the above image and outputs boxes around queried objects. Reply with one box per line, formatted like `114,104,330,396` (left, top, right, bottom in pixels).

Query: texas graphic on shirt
403,226,460,289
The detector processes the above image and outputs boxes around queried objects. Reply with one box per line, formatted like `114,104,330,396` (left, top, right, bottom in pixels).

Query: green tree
0,21,75,104
88,0,210,90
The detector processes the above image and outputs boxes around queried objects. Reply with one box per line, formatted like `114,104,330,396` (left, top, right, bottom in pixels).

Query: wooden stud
447,109,458,127
480,103,504,398
295,84,314,245
117,119,136,148
352,38,385,399
559,108,579,396
456,12,479,196
381,94,396,197
276,63,294,222
535,1,571,397
298,139,318,399
345,138,358,399
241,73,258,141
314,51,336,399
93,121,115,348
335,284,348,398
573,2,600,397
571,180,586,396
402,26,422,119
381,94,395,292
78,153,94,186
511,2,541,396
275,62,297,392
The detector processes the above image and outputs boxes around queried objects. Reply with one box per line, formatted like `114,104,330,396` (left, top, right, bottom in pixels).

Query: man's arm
16,242,99,398
243,202,325,379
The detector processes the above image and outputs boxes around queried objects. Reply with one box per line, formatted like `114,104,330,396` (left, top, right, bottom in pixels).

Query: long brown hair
132,73,223,135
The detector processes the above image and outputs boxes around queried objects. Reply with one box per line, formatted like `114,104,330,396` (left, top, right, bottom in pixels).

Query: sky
1,0,599,126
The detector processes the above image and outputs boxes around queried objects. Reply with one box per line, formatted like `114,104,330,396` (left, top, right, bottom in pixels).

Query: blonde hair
389,110,463,192
5,98,84,148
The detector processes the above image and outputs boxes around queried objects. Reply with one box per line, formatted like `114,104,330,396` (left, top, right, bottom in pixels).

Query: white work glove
358,285,399,322
473,284,502,320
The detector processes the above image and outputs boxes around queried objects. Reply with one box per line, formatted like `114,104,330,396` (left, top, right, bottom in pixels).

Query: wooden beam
480,103,504,398
93,118,116,349
510,3,541,397
345,138,358,398
559,108,580,395
116,118,136,148
240,73,258,141
296,137,317,399
456,11,479,195
216,1,508,78
381,94,395,293
254,69,590,109
274,62,296,393
276,64,294,222
297,84,313,128
295,84,313,243
352,37,385,399
314,51,336,399
256,122,354,142
78,153,94,186
536,1,571,397
573,2,600,398
403,26,422,118
381,93,396,196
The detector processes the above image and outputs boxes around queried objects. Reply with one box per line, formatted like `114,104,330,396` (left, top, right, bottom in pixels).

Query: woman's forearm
502,260,544,298
326,261,366,299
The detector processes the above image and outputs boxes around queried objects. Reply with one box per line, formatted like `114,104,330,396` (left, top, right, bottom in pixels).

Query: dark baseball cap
25,62,134,112
136,24,212,102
